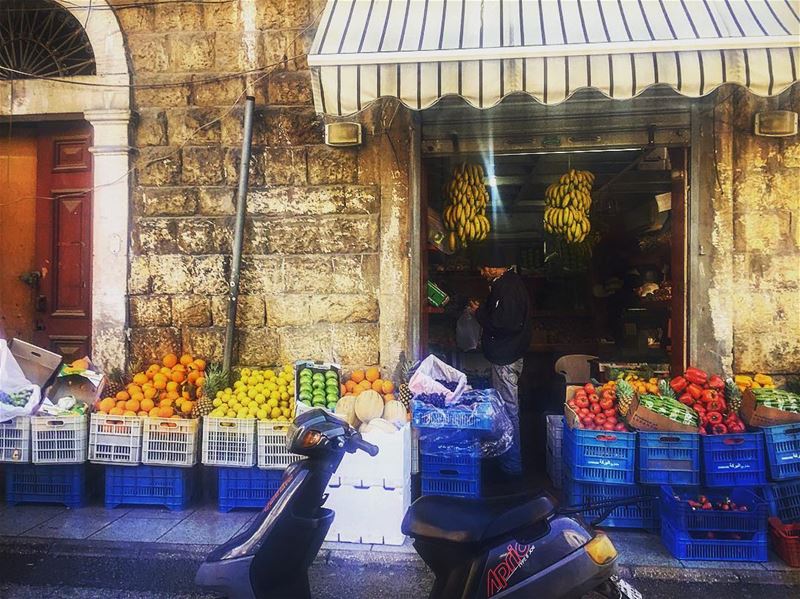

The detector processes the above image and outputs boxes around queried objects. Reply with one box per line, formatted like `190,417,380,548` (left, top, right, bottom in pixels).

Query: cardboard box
563,385,583,429
624,394,698,433
8,339,61,388
47,360,106,407
741,388,800,428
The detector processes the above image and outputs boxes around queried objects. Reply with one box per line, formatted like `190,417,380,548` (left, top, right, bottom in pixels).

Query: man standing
469,245,533,478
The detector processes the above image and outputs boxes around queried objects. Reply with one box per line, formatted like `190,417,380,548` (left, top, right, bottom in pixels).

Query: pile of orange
341,367,395,404
95,353,206,419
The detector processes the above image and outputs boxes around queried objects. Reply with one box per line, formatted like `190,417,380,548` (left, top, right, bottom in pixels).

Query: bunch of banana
441,163,492,251
543,169,594,244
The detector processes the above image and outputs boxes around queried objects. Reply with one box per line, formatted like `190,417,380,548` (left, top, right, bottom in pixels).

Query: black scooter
196,409,642,599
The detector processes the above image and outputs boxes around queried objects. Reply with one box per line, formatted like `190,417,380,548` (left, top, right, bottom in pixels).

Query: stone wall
114,1,412,372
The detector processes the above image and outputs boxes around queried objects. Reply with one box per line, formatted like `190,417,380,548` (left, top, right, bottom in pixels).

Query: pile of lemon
208,364,295,421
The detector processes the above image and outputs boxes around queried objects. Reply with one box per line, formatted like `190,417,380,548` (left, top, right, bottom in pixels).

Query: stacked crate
761,423,800,566
546,415,564,489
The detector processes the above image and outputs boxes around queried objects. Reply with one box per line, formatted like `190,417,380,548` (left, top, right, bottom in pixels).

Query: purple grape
435,379,459,392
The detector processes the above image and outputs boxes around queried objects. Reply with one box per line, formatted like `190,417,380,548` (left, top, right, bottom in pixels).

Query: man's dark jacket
475,269,533,365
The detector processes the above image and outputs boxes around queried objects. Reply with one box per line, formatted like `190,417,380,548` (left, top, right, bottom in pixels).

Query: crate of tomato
564,383,627,433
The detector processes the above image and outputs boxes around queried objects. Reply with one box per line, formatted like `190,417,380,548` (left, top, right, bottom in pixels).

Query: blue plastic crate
412,402,493,431
105,465,194,511
420,451,481,498
702,432,767,487
661,520,767,562
660,486,768,535
218,467,283,512
563,425,636,485
637,432,700,486
562,475,658,529
764,479,800,523
5,464,86,508
763,423,800,481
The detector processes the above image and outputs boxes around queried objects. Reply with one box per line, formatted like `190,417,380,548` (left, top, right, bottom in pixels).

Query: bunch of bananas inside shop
543,169,595,244
441,163,492,251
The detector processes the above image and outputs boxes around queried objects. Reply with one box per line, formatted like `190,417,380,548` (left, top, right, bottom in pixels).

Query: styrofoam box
0,416,31,463
31,414,87,464
324,483,411,546
330,424,411,488
88,413,142,465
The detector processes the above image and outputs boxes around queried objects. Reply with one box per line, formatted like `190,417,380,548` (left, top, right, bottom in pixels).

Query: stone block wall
114,1,412,372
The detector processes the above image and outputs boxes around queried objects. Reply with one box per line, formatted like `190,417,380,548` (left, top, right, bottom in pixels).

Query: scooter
196,408,642,599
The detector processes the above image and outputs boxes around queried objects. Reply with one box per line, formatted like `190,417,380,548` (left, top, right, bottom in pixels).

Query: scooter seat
402,492,555,544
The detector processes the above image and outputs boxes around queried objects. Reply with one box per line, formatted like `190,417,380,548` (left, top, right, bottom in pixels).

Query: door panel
669,147,689,376
34,122,93,362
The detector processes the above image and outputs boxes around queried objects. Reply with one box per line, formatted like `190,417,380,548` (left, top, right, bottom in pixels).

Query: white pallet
202,417,256,468
141,417,199,467
31,414,88,464
88,413,142,465
257,420,304,469
330,424,411,488
324,482,410,546
0,416,31,463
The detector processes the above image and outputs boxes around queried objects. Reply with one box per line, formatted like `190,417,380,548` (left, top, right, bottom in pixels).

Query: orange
143,387,157,399
133,373,148,386
166,390,179,400
149,407,160,417
153,379,167,391
180,401,193,415
170,370,186,384
166,381,179,393
187,371,200,385
115,391,130,401
158,406,175,418
109,407,124,416
162,353,178,368
365,367,380,383
99,397,116,413
340,384,348,396
182,390,191,399
116,400,127,410
124,410,137,417
138,411,149,417
179,353,194,366
159,366,172,377
140,398,155,412
125,399,140,413
345,380,357,393
381,380,395,395
358,381,372,392
384,393,396,403
127,383,142,394
195,376,205,387
192,359,206,371
371,379,384,392
351,370,365,384
160,398,174,408
147,364,160,377
131,392,144,403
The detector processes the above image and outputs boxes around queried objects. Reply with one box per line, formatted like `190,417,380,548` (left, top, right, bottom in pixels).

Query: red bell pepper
711,423,728,435
708,375,725,391
670,376,688,393
706,398,726,413
685,367,708,386
687,383,704,401
698,426,707,435
692,403,706,413
678,393,693,406
701,389,718,403
706,411,723,425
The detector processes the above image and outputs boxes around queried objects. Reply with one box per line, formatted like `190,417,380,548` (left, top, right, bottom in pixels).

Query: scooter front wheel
593,575,642,599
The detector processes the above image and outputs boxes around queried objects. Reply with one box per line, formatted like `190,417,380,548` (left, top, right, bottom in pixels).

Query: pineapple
658,379,676,401
616,379,635,417
104,367,125,398
192,363,229,418
725,377,742,413
394,358,418,410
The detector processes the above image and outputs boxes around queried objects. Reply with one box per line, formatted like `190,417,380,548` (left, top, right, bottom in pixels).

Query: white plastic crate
31,414,88,464
411,427,420,475
0,416,31,463
257,420,304,469
141,417,199,467
88,413,142,465
330,424,411,488
324,482,411,545
202,417,256,468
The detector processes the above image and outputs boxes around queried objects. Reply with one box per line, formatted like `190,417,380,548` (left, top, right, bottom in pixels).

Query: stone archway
0,0,131,371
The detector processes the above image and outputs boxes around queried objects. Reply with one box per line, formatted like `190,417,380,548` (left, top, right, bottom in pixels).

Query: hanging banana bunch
542,169,594,244
441,163,492,252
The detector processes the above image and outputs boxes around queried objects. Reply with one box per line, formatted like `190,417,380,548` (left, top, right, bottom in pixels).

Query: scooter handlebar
351,435,379,457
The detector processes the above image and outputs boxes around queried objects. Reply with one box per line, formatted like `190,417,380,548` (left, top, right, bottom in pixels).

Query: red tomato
579,408,590,417
589,393,600,404
594,414,607,425
600,398,614,410
584,383,596,395
607,416,618,426
581,416,595,427
614,423,627,431
603,408,616,418
576,397,589,408
590,403,602,414
603,422,616,431
567,399,577,409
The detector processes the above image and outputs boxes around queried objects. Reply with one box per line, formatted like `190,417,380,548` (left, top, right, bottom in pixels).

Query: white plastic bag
0,340,41,422
408,354,467,405
456,309,481,351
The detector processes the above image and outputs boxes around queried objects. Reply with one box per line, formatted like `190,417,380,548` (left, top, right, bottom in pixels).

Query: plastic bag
412,388,513,459
456,309,481,351
408,354,467,405
0,339,42,423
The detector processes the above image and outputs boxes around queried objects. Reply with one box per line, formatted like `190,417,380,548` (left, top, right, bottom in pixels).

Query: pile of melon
335,389,406,433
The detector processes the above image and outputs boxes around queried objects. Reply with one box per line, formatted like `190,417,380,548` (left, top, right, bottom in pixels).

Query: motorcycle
196,408,642,599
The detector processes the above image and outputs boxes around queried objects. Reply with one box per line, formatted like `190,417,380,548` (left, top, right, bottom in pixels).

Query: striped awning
308,0,800,116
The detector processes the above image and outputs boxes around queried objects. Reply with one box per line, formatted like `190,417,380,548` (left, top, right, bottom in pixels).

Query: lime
299,391,312,402
326,402,337,411
312,372,324,381
312,380,325,390
325,371,338,380
326,392,338,403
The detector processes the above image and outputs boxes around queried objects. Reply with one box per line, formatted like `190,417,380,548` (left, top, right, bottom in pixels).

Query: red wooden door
33,122,93,362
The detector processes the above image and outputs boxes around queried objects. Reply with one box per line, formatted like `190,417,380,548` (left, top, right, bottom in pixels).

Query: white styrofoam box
88,413,142,465
0,416,31,463
324,482,411,546
330,424,411,488
202,417,256,468
141,417,199,467
257,420,304,469
31,414,88,464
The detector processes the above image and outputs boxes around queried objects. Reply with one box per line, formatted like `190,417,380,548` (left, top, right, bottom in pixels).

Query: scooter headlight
585,533,617,565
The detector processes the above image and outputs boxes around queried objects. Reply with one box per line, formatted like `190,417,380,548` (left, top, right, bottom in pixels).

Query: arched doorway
0,0,131,370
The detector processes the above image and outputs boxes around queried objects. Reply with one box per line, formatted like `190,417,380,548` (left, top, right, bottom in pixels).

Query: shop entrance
416,92,690,478
0,121,93,362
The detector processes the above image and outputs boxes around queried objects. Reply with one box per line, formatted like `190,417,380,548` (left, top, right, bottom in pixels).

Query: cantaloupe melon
355,390,383,423
334,395,360,428
366,418,398,433
382,400,406,424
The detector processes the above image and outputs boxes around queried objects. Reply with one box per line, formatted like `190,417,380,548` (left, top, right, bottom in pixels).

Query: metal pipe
223,96,256,372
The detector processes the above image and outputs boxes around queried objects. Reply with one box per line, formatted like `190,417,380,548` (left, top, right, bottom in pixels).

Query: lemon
248,403,259,415
269,391,279,402
264,369,274,379
226,409,236,418
255,383,265,392
281,407,291,418
247,388,258,399
255,394,266,405
212,398,222,408
280,391,289,401
270,406,282,418
267,398,278,409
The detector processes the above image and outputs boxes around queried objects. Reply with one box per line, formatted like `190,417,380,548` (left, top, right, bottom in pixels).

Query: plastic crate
88,413,142,465
765,479,800,523
546,446,563,489
31,414,88,464
412,401,494,431
637,432,700,486
105,465,194,510
562,476,658,529
661,520,767,562
563,425,636,485
217,467,283,512
769,517,800,568
257,420,304,469
702,432,767,487
141,417,199,467
5,463,86,507
420,451,481,498
201,417,256,468
660,486,768,535
0,416,30,463
763,423,800,481
546,415,564,454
